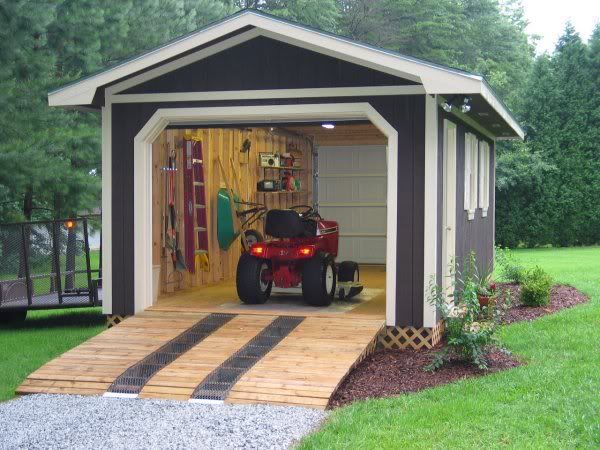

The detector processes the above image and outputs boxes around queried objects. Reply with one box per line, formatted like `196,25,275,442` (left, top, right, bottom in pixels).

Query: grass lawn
0,308,105,402
300,247,600,449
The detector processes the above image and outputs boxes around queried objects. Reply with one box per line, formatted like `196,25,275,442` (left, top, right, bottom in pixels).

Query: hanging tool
216,156,266,251
167,148,187,271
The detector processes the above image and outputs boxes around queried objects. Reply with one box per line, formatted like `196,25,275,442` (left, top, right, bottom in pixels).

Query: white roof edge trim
480,83,524,139
47,10,521,138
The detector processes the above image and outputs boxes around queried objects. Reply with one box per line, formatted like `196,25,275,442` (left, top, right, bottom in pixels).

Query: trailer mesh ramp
107,313,235,395
190,316,304,401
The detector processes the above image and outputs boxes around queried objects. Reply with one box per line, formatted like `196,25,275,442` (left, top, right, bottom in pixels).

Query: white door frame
129,103,399,325
442,119,457,297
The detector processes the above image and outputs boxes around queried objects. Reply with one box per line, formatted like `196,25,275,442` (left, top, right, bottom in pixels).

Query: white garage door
316,145,387,264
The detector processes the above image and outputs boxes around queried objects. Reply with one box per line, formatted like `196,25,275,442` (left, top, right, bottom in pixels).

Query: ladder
183,136,209,273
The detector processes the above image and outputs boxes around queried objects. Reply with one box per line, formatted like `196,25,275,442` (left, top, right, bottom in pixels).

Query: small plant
521,266,552,306
426,252,509,371
495,246,526,284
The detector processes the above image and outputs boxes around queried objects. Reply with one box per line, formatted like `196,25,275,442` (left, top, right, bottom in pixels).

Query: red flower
490,283,497,291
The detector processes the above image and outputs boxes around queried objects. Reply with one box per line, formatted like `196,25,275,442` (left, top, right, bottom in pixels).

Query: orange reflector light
250,244,266,257
64,220,76,230
298,246,313,257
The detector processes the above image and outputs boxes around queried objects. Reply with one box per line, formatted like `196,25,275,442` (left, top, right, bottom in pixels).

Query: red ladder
183,137,209,273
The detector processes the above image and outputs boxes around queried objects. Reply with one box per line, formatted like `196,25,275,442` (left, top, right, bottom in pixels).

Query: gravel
0,395,328,450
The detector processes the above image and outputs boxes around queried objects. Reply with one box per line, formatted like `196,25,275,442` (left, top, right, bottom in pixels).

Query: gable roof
49,9,523,139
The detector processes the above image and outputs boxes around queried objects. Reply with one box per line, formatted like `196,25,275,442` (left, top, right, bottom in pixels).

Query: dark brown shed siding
123,36,416,94
438,111,495,275
109,95,426,326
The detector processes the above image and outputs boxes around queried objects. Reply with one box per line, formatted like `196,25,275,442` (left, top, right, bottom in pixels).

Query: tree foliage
496,24,600,247
0,1,597,249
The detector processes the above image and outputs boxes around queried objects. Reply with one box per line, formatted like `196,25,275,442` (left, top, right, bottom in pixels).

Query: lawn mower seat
265,209,317,238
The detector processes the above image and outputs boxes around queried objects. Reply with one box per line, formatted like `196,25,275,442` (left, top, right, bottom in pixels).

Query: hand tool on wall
167,148,187,271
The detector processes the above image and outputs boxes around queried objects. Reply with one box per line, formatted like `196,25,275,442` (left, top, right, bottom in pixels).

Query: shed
49,9,523,348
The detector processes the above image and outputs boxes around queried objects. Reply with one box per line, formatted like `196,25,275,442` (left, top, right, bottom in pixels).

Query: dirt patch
330,284,588,409
329,347,519,409
500,283,588,324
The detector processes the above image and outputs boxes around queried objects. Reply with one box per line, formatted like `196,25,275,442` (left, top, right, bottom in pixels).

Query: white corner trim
101,104,112,315
110,85,426,104
131,103,399,326
423,95,438,328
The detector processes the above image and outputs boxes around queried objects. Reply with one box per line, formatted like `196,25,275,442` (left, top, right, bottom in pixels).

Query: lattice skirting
106,315,129,328
377,321,445,350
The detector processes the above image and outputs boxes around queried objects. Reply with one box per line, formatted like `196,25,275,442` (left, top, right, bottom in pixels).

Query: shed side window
464,133,478,220
479,141,490,217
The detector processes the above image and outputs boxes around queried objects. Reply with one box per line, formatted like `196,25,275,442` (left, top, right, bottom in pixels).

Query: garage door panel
319,146,385,174
320,178,355,203
356,177,387,202
317,145,387,264
357,148,387,172
319,206,386,234
337,236,386,264
319,206,386,235
319,177,386,203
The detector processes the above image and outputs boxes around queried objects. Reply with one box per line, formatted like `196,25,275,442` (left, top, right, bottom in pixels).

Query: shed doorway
150,122,387,319
132,103,398,325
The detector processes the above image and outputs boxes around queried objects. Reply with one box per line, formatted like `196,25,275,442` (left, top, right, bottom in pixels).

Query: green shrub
427,252,508,371
495,246,526,284
521,266,553,306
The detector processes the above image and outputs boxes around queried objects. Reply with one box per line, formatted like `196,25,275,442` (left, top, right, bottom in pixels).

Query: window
464,133,478,220
479,141,491,217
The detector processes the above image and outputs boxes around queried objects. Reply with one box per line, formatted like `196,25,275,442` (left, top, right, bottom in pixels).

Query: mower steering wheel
290,205,318,219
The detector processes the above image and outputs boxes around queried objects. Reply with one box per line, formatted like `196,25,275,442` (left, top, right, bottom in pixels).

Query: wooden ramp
17,312,384,409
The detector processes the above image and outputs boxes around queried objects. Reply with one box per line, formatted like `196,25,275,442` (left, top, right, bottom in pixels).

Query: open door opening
149,121,388,319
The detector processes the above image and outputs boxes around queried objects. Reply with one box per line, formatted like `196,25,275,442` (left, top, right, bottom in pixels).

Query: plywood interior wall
152,127,313,295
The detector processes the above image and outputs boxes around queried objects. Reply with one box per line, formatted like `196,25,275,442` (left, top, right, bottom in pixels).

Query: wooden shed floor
17,311,384,409
152,264,386,319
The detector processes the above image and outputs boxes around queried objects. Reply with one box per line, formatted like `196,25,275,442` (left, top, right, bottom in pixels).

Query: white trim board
101,104,112,315
48,10,523,139
423,95,439,327
109,86,426,104
127,103,399,326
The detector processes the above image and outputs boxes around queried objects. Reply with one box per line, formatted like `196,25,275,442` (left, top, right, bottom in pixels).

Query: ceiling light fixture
321,123,335,129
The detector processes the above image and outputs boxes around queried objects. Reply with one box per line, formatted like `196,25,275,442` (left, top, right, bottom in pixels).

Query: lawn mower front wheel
236,253,272,304
302,254,337,307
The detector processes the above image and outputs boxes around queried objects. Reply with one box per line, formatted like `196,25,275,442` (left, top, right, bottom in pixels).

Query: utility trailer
0,216,102,322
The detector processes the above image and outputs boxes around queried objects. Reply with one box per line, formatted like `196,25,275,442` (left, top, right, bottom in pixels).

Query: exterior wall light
461,97,471,113
321,123,335,129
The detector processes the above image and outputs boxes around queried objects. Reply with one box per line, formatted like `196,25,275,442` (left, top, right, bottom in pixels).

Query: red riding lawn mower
236,205,363,306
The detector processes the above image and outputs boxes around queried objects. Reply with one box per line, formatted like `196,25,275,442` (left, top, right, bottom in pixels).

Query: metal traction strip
190,316,304,402
105,313,235,397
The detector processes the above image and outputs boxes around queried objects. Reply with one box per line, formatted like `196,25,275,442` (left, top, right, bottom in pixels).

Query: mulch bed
499,283,588,324
329,347,518,408
329,283,589,409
